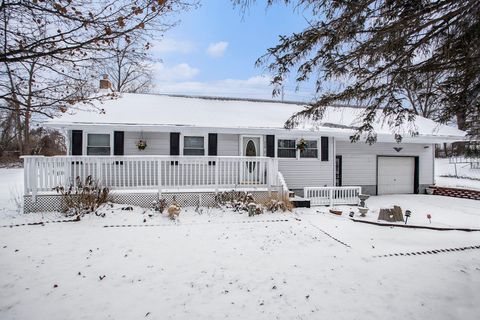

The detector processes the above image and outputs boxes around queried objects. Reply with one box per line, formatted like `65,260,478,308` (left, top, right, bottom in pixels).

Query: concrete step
290,196,311,208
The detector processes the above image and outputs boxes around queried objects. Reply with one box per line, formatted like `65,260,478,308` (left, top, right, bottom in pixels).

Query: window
86,133,111,155
277,139,296,158
300,140,318,158
184,136,205,155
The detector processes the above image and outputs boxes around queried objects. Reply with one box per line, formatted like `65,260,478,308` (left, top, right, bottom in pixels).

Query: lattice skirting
24,190,278,213
24,195,67,213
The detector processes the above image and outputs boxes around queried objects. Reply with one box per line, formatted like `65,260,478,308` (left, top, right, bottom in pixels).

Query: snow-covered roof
45,93,466,143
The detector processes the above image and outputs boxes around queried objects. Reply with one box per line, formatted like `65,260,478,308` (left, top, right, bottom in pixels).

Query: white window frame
83,130,113,156
299,139,319,159
276,136,321,160
182,135,206,156
277,138,297,159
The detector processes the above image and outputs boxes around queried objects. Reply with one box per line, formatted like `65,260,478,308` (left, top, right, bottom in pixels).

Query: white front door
377,157,415,194
242,137,261,182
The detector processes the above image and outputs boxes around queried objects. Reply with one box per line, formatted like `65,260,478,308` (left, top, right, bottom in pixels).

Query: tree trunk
456,110,467,131
23,111,31,155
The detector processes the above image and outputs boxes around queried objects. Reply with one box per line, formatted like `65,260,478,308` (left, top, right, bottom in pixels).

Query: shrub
215,190,257,213
167,203,181,220
151,198,167,213
215,191,292,215
263,197,293,213
53,175,110,218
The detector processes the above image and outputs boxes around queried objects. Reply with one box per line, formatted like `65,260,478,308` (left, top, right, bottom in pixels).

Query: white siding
217,134,240,156
124,132,169,155
336,141,434,186
124,132,241,156
278,137,334,189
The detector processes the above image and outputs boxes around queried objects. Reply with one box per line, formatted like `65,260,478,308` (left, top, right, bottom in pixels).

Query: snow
45,93,465,141
435,158,480,190
331,194,480,229
0,168,23,216
1,169,480,319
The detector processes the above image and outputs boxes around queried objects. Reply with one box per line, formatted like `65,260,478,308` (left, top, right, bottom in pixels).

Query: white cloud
153,63,200,82
151,38,196,54
154,75,313,101
206,41,229,58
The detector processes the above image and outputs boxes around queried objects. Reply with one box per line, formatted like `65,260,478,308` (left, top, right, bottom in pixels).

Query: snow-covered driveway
1,207,479,320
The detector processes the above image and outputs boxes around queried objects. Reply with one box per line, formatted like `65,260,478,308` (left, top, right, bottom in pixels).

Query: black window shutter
208,133,218,156
321,136,329,161
71,130,83,155
266,135,275,157
170,132,180,155
113,131,124,155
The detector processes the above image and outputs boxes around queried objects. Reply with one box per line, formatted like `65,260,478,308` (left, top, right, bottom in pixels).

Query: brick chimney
99,74,111,90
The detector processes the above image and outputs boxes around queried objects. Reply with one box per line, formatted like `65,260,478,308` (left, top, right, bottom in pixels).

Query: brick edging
430,186,480,200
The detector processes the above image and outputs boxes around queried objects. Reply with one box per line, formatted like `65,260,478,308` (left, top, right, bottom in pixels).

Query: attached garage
377,156,418,195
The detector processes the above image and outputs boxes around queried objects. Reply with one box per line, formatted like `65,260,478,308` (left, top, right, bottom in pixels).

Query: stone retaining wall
431,186,480,200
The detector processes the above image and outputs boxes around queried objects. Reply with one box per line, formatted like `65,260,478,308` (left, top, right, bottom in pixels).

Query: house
22,92,465,212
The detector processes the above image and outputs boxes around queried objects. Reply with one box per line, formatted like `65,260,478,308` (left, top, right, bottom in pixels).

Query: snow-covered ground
0,168,23,216
435,158,480,190
332,194,480,229
1,168,480,319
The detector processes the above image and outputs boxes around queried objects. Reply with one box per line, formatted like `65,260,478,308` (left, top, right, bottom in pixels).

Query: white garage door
377,157,414,195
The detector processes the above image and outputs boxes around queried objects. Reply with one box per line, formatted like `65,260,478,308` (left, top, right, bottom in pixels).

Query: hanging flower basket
136,139,147,150
296,138,308,152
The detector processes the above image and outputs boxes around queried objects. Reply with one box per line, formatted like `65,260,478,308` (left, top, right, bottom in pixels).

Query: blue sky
151,1,315,101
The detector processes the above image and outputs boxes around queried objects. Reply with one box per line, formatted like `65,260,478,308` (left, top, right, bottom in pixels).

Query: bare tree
399,72,442,120
0,0,197,154
0,0,193,64
102,35,155,93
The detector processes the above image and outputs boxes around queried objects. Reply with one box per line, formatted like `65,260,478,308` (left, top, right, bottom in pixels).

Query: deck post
21,155,43,202
267,158,272,196
157,159,162,196
214,157,219,194
22,156,29,196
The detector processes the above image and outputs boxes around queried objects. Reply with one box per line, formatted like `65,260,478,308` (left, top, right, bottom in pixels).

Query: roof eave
45,121,466,143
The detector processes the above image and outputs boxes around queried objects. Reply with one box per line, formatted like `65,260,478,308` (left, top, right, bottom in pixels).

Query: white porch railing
277,172,289,199
304,186,362,206
22,155,279,198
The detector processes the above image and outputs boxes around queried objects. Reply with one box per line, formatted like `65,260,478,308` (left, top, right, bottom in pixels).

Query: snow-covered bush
151,198,167,213
215,191,292,215
53,175,110,218
167,203,181,220
215,190,257,213
263,197,293,213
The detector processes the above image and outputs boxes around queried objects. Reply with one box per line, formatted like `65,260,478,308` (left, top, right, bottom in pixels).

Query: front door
335,155,342,186
242,137,261,182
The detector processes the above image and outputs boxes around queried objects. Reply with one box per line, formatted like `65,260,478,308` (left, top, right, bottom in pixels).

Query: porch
22,155,281,198
21,155,364,212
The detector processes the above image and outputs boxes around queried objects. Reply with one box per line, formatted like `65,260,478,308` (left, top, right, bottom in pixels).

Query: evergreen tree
235,0,480,142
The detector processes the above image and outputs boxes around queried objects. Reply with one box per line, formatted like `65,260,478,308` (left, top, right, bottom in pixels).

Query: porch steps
289,194,311,208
